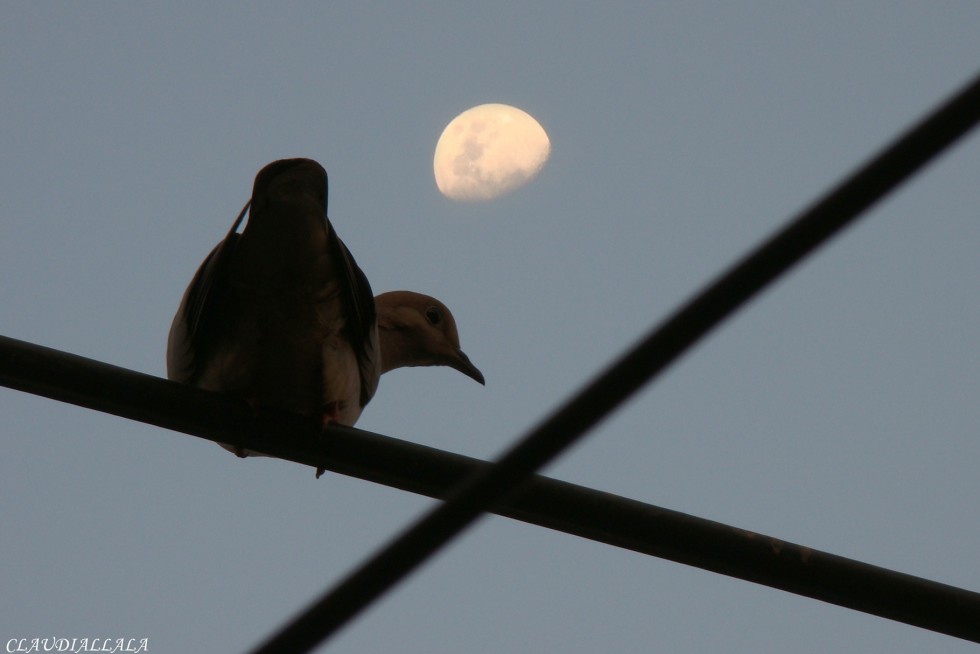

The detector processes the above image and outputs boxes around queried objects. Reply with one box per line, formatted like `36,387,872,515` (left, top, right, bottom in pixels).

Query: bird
166,158,483,472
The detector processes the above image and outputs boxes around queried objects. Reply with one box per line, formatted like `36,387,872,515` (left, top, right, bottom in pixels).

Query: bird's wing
166,203,249,383
326,219,380,407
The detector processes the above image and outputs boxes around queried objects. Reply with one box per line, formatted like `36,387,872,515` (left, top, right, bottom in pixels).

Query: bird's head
375,291,484,385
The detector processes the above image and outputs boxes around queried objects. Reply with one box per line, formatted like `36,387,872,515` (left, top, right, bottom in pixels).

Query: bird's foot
315,402,343,479
320,401,342,427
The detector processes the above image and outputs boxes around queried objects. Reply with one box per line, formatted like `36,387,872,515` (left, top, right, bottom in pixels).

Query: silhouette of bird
167,158,483,471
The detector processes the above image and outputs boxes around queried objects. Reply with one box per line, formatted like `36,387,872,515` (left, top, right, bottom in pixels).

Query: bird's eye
425,307,442,325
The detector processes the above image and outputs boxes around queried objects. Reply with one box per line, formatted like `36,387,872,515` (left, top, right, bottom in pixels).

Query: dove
166,158,483,465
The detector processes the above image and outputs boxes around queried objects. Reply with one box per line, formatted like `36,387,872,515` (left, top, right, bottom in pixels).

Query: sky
2,3,979,653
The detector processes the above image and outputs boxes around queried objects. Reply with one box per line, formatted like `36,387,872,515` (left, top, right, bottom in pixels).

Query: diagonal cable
251,70,980,653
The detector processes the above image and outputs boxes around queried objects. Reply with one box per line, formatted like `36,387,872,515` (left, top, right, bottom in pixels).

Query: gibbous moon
434,103,550,202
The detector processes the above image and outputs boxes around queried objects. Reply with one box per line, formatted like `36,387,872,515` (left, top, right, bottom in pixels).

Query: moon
434,103,550,202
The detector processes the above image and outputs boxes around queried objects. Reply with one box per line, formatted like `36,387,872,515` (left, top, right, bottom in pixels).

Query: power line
2,334,979,643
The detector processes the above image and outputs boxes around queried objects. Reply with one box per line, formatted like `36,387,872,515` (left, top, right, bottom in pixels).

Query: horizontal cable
2,334,979,643
254,70,980,653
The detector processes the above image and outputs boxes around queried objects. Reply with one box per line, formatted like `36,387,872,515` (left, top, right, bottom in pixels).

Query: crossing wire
251,70,980,653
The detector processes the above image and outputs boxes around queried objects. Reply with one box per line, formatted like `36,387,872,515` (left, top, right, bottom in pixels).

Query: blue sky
2,4,980,652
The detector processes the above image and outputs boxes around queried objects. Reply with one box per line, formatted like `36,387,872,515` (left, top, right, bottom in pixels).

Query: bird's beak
449,349,485,385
